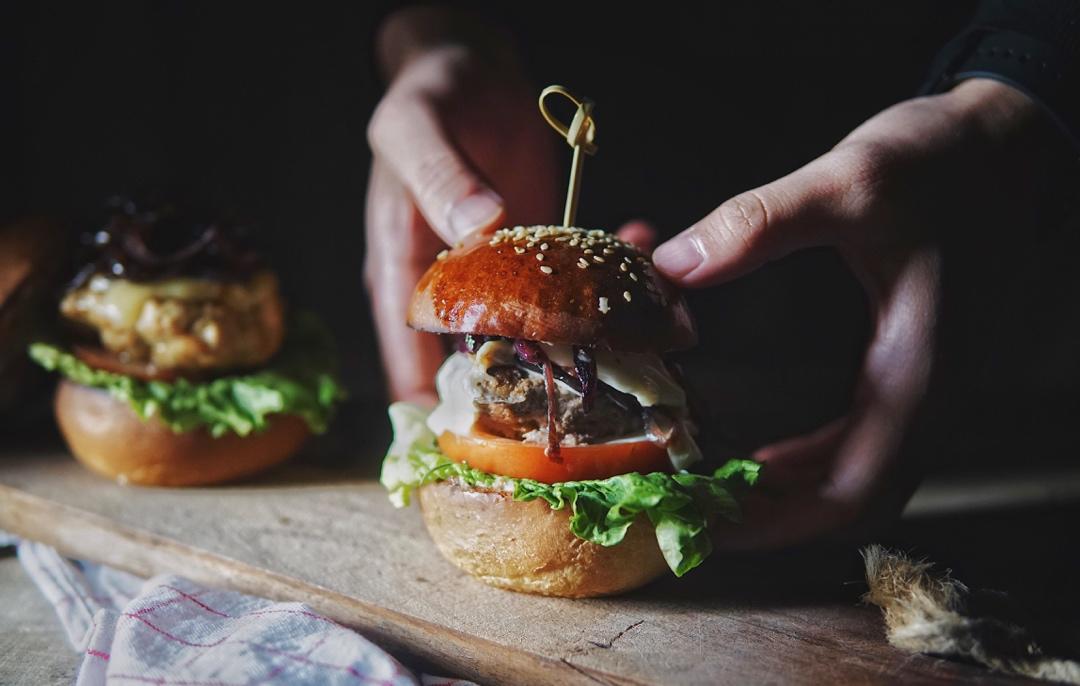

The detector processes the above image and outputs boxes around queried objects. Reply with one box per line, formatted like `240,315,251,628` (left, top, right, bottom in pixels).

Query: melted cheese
474,340,515,369
539,343,686,408
86,274,225,329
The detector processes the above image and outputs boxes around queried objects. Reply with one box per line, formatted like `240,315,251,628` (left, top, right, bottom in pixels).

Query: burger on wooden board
381,86,760,598
380,224,760,597
28,196,345,486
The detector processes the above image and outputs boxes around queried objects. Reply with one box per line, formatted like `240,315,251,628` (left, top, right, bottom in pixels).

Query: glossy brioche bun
54,380,309,487
408,225,696,353
418,480,669,597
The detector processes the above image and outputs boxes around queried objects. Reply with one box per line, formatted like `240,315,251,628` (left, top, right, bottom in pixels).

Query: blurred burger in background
28,196,345,486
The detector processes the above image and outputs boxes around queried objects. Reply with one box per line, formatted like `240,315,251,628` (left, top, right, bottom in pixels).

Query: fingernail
652,233,703,278
447,189,504,239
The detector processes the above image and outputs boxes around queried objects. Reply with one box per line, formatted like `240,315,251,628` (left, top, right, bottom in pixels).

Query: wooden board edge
0,482,643,686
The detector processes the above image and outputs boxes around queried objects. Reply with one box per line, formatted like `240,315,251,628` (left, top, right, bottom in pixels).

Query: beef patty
471,365,642,444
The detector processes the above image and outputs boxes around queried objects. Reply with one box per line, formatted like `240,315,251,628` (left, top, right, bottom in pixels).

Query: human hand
652,79,1055,548
365,8,559,404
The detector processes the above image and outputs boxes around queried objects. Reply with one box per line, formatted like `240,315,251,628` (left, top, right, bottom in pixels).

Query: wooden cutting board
0,445,1030,686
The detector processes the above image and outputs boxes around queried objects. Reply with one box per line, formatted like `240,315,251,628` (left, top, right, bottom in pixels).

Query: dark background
3,2,1078,477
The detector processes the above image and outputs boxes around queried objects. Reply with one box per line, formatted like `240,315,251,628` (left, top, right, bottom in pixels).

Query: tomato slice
437,430,672,484
73,345,195,382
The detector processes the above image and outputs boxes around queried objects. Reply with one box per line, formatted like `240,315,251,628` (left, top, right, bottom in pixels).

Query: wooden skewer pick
538,85,597,228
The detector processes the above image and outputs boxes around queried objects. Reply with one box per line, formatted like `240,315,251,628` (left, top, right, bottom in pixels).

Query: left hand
364,8,560,404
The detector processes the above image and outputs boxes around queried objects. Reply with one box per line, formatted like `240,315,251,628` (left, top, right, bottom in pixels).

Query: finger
364,160,446,405
616,220,658,254
652,156,847,288
706,418,850,551
752,416,847,487
368,90,505,244
822,247,939,503
710,414,870,551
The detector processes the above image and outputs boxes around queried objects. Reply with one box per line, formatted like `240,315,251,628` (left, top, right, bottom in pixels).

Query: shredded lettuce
28,313,346,437
380,402,760,577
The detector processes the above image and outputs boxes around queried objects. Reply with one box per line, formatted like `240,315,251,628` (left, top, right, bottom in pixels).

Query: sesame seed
584,249,594,255
577,261,588,269
540,265,553,275
592,255,605,263
514,246,526,254
623,290,632,302
536,253,545,261
619,262,628,272
436,249,449,260
624,256,632,263
540,243,549,250
603,248,615,255
629,272,638,281
598,297,610,314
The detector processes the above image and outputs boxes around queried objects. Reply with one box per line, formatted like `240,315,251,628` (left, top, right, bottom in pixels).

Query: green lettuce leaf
28,313,346,437
380,402,760,577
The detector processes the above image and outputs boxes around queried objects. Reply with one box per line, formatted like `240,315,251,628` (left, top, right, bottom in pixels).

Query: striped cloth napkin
15,540,474,686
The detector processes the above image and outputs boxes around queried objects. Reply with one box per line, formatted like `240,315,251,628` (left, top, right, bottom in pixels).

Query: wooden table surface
1,440,1062,686
0,551,79,685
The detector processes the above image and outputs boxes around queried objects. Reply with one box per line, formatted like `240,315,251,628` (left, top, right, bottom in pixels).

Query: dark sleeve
922,0,1080,149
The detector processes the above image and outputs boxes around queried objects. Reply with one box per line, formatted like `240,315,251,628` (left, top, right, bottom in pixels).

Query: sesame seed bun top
407,225,697,353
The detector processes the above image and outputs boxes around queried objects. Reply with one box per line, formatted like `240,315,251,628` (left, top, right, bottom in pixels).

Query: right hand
365,9,559,404
651,78,1054,548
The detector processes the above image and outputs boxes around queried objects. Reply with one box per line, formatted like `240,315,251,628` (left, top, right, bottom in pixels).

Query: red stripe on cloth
245,662,288,686
241,641,395,685
132,595,194,617
110,676,239,686
243,629,323,686
86,648,110,661
244,608,348,628
122,613,229,648
121,613,402,683
160,585,231,618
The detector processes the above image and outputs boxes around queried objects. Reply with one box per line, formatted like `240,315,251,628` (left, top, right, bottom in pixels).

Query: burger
29,197,345,487
381,225,759,597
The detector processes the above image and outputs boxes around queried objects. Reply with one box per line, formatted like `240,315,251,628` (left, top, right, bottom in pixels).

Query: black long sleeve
923,0,1080,149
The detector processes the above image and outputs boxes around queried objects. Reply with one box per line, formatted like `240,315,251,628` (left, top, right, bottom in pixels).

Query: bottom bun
54,380,309,487
418,480,669,597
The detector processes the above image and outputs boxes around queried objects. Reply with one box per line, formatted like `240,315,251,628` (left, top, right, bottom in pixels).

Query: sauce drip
542,359,561,461
573,346,597,412
513,339,562,461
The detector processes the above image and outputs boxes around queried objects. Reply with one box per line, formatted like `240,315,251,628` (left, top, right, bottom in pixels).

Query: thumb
368,94,505,244
652,159,845,288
